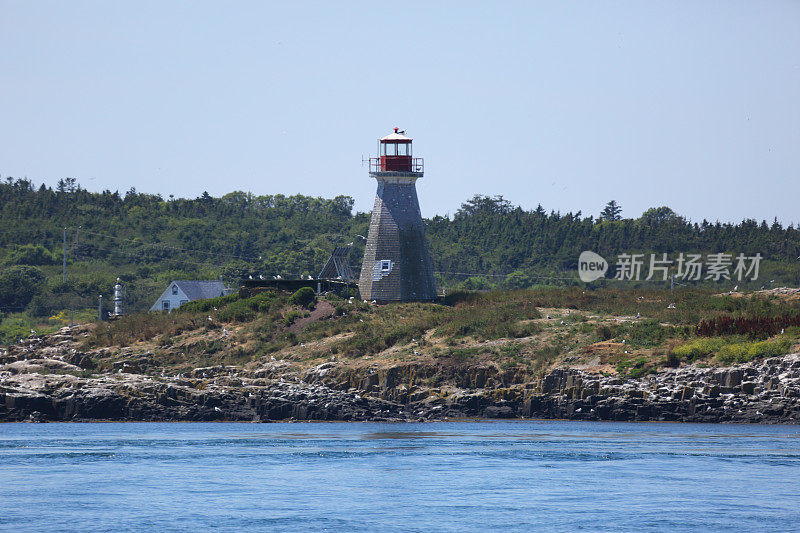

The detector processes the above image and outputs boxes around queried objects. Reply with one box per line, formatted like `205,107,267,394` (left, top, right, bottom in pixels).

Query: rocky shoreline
2,328,799,424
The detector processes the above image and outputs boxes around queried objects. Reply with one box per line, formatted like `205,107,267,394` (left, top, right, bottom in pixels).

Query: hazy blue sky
2,2,798,224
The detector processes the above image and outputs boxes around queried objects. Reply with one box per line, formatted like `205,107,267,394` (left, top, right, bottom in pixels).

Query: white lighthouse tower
358,128,437,302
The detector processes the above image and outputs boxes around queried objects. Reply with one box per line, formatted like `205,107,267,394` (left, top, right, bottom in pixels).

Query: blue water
0,421,798,532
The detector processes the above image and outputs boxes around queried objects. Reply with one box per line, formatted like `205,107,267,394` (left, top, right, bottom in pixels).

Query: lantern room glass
381,142,411,156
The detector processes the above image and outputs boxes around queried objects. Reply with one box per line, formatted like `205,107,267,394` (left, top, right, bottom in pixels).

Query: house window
381,260,391,272
179,300,188,307
162,301,170,311
172,285,178,295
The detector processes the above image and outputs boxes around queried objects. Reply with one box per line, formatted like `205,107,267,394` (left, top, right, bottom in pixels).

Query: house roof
172,280,230,301
380,132,412,142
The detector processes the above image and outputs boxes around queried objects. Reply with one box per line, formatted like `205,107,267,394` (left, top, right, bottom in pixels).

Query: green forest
1,176,799,342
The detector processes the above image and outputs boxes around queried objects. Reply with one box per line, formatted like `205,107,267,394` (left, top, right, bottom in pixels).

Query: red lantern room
369,128,424,174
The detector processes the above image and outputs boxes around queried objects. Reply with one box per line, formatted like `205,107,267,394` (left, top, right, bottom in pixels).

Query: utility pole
98,295,103,321
63,227,67,283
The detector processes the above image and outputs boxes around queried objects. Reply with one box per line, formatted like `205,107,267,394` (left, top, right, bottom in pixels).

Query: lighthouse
358,128,437,302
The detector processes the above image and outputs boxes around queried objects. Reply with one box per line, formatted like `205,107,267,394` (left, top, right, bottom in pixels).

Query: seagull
733,285,738,291
560,320,565,325
636,312,640,318
248,275,253,280
347,242,354,246
546,314,551,320
781,328,785,335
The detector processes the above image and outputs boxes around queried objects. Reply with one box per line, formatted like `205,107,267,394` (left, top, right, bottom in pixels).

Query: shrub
625,320,671,347
283,310,302,326
216,300,257,322
181,293,239,313
670,338,724,362
664,350,681,368
717,338,792,364
697,312,800,339
289,287,316,308
671,336,793,364
595,325,615,341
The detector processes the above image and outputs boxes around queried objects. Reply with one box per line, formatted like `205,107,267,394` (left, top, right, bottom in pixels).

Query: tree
640,206,681,225
1,244,59,266
600,200,622,221
0,266,46,309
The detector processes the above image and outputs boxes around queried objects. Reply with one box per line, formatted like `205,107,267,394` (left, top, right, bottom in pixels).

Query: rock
741,382,757,395
483,405,515,418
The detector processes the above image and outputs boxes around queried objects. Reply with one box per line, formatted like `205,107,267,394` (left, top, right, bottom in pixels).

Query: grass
69,286,800,377
0,308,96,344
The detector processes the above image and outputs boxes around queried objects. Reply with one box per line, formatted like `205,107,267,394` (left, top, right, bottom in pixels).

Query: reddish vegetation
697,312,800,338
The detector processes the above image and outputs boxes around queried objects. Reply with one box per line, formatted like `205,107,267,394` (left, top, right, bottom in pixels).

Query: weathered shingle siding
358,181,436,301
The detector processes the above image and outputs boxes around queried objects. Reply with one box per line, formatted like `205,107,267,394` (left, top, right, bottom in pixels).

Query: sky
1,1,798,224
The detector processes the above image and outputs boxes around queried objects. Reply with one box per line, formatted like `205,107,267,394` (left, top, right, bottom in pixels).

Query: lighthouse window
381,260,391,272
383,143,397,156
398,143,409,156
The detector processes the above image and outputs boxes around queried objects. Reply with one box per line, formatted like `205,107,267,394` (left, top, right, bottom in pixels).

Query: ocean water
0,421,798,532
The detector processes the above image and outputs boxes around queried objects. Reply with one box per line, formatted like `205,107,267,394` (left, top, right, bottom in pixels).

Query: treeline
429,195,800,288
1,177,799,321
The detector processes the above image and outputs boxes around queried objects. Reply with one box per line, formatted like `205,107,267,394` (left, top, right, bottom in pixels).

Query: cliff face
2,327,799,423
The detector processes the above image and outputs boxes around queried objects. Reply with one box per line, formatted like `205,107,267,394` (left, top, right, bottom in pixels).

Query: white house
150,280,233,312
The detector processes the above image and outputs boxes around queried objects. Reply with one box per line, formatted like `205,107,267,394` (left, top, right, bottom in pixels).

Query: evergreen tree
600,200,622,221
